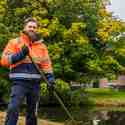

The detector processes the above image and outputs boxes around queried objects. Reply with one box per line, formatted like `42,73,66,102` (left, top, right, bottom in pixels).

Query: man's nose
29,27,35,31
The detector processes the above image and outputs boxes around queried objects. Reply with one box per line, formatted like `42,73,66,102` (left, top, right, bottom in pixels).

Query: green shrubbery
0,0,125,106
40,79,71,105
40,79,90,106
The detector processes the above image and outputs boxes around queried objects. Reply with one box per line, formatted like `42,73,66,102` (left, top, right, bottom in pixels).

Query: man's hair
23,17,38,26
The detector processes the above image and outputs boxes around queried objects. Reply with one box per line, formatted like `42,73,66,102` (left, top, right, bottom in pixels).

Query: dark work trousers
4,80,40,125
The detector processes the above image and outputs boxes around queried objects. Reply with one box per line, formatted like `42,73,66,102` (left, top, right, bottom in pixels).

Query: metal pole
28,55,75,121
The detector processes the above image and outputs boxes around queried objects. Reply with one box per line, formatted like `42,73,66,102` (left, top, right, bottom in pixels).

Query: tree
0,0,125,85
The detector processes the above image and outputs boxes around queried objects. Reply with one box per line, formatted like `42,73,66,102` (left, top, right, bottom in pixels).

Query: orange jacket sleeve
38,44,53,74
1,40,17,67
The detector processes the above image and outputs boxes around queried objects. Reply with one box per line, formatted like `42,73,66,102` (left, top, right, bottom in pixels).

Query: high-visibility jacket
1,33,53,80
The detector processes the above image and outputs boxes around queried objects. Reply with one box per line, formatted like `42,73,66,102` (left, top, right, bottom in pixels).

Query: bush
40,79,71,105
40,79,70,94
40,79,90,106
0,78,10,103
69,89,91,106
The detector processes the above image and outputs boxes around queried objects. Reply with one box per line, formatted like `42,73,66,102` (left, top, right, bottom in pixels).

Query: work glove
21,44,29,56
46,73,55,95
11,45,29,64
25,31,41,42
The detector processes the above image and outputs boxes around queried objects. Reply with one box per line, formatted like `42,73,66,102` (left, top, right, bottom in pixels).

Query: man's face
23,21,38,33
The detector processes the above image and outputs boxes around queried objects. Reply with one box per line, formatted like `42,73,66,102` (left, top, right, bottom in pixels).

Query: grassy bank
85,88,125,106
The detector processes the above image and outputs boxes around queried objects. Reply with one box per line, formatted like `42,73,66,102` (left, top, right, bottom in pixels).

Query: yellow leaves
96,6,125,43
101,56,123,72
32,7,48,18
63,29,73,40
87,59,102,72
47,0,54,3
63,22,87,41
36,18,50,37
38,28,49,37
0,1,6,15
71,22,86,33
47,18,60,35
63,22,89,47
50,17,59,25
39,19,50,27
97,19,124,42
118,48,125,54
104,56,114,63
102,56,122,70
63,28,89,45
49,43,62,60
75,36,89,45
38,19,50,37
115,48,125,56
98,8,112,17
15,8,28,15
97,30,109,42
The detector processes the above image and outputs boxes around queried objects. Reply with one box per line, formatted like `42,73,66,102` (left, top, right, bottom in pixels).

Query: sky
107,0,125,21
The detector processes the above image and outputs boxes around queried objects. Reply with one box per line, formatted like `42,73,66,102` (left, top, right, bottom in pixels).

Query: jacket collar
20,32,31,42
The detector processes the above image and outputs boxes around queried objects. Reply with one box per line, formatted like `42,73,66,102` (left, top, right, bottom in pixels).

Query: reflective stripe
8,54,13,64
32,57,50,63
3,52,13,64
9,73,41,79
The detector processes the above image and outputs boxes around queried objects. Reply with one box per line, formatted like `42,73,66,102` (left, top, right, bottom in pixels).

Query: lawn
85,88,125,106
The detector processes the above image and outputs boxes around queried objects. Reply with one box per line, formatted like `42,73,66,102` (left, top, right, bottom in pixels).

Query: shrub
40,79,90,106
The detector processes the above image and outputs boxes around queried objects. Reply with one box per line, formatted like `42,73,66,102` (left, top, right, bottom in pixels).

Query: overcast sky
107,0,125,21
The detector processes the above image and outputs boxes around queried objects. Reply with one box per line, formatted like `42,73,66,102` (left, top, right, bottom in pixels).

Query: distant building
117,75,125,85
99,78,108,88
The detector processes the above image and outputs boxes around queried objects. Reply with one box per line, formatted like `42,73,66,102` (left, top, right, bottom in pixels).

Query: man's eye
28,26,37,29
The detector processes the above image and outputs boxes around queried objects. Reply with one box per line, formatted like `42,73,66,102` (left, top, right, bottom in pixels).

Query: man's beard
23,31,41,42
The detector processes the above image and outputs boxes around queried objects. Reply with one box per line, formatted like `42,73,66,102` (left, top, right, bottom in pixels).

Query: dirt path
0,111,64,125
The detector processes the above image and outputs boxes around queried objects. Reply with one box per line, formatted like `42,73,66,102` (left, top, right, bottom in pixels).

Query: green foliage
85,88,125,106
55,78,70,93
69,89,90,106
40,79,90,106
40,82,48,96
0,0,125,104
40,79,71,105
40,78,70,96
0,77,11,102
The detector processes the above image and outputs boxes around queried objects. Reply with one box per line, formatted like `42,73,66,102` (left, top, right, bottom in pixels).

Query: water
1,104,125,125
38,106,125,125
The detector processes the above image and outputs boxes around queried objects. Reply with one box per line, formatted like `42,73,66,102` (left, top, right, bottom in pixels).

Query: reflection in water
1,104,125,125
93,120,100,125
97,111,125,125
39,106,125,125
39,106,93,124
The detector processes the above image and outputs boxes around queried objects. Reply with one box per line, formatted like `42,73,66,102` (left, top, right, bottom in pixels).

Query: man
1,17,55,125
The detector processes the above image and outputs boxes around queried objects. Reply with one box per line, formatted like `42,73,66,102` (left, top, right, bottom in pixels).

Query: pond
38,106,125,125
1,104,125,125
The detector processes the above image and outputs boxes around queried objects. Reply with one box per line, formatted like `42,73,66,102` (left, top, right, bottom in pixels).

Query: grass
85,88,125,106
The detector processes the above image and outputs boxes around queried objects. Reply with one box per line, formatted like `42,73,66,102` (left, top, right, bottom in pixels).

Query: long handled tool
28,55,82,125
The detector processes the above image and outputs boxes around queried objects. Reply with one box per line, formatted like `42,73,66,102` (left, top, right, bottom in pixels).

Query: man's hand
11,45,29,64
46,73,55,94
47,80,55,91
21,45,29,56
